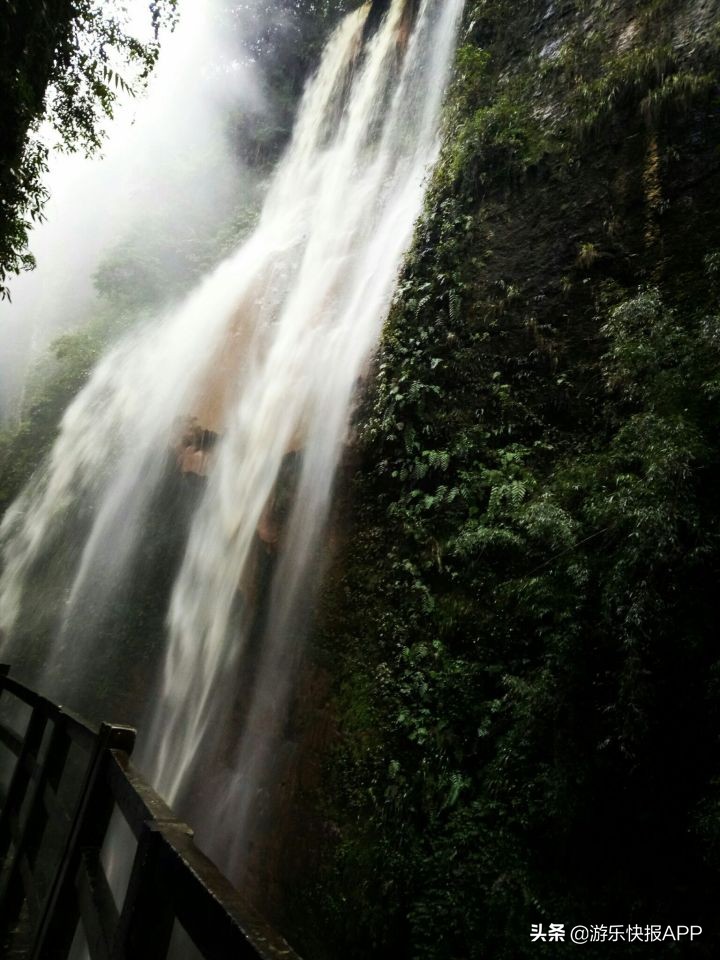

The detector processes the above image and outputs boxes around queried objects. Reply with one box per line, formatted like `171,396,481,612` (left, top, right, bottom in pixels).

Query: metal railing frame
0,666,299,960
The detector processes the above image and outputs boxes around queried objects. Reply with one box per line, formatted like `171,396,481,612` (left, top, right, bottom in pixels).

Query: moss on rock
298,1,720,957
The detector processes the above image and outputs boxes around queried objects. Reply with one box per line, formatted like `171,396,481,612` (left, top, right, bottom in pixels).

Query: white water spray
0,0,260,422
0,0,464,885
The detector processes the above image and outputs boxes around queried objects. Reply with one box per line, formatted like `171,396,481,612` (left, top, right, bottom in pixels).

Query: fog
0,0,264,420
0,0,465,902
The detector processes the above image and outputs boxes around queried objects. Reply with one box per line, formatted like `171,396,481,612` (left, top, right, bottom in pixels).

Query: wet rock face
173,417,219,478
365,0,392,34
364,0,419,41
283,0,720,958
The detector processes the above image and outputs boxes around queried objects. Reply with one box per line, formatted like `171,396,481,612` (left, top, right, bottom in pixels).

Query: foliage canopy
0,0,177,298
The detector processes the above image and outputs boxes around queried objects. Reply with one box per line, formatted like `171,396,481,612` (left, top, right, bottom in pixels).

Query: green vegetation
233,0,355,161
0,328,102,512
0,0,177,298
296,1,720,957
0,0,353,511
3,0,720,956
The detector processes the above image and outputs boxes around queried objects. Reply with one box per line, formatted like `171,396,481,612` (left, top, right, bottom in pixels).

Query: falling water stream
0,0,463,918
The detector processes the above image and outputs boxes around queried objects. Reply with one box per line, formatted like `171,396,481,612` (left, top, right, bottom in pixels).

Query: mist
0,0,265,420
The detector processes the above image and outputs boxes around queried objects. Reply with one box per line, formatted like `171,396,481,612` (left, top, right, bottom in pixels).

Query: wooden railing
0,666,300,960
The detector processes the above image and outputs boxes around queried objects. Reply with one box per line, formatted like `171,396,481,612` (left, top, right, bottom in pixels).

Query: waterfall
0,0,258,422
0,0,464,889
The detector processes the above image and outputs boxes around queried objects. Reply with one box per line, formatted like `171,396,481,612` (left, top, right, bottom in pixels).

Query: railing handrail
0,665,302,960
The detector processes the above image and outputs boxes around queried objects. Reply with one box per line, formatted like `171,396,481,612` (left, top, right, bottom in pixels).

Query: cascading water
0,0,258,422
0,0,463,898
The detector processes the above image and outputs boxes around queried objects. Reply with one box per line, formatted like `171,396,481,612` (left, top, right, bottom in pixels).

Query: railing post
0,665,11,703
0,714,70,932
112,823,177,960
0,701,50,863
0,670,305,960
30,722,136,960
